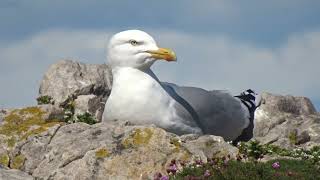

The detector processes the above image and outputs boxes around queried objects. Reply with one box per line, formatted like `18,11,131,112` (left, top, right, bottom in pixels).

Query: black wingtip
232,89,261,145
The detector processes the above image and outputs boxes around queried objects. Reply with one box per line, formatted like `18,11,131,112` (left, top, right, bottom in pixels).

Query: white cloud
0,29,320,109
152,30,320,99
0,29,111,108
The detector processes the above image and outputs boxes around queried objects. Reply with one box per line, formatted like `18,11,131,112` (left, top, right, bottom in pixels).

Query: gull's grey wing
161,82,249,141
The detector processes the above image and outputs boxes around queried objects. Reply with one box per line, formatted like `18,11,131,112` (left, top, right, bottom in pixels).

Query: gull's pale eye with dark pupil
129,40,138,46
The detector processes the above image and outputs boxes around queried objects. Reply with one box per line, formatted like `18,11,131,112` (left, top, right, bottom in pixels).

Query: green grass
171,159,320,180
238,140,320,166
156,141,320,180
36,95,54,105
77,112,96,125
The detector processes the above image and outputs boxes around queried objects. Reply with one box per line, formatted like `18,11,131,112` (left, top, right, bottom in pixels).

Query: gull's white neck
112,66,159,84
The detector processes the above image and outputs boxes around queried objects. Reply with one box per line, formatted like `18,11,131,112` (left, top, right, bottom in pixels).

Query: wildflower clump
157,140,320,179
272,161,280,169
153,172,169,180
238,140,320,166
162,157,320,179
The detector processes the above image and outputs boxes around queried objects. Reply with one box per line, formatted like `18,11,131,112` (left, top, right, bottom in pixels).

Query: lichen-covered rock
39,60,112,122
0,168,33,180
0,106,63,144
0,120,236,180
254,92,320,149
0,106,64,172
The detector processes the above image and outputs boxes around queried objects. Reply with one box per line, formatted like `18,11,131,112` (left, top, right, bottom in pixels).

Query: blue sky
0,1,319,111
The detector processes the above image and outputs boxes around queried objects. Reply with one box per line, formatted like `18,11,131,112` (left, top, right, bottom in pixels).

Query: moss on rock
0,107,61,147
11,154,25,169
6,137,16,148
122,128,153,148
170,137,182,153
95,148,109,159
288,130,298,145
0,153,10,167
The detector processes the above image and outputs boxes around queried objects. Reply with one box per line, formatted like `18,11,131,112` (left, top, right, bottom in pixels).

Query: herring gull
102,30,261,142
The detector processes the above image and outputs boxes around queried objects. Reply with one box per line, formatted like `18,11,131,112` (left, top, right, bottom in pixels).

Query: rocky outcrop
1,93,319,179
0,117,237,180
1,60,319,179
0,106,64,171
39,60,112,122
254,92,320,149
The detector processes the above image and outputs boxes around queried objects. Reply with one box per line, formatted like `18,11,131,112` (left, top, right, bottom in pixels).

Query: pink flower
195,159,203,166
166,164,178,174
153,173,169,180
272,162,280,169
204,170,211,177
160,176,169,180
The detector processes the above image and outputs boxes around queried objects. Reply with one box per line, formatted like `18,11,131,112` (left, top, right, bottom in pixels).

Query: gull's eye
129,40,139,46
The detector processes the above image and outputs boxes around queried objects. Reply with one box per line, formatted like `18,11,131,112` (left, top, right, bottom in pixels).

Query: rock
0,168,33,180
254,92,320,149
296,131,311,145
74,95,104,122
39,105,65,121
39,60,112,122
0,106,64,169
2,120,236,180
257,92,317,116
11,124,62,174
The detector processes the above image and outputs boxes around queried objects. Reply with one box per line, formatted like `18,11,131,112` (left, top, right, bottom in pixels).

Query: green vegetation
63,100,76,123
77,112,97,125
169,158,320,180
37,95,54,105
238,140,320,166
154,140,320,180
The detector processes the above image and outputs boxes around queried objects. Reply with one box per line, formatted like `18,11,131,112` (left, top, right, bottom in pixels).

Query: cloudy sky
0,1,319,111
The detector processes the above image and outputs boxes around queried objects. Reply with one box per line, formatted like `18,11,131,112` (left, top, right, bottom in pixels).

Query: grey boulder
39,60,112,122
9,121,237,180
254,92,320,149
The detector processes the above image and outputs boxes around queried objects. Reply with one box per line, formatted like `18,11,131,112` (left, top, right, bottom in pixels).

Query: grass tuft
77,112,96,125
36,95,54,105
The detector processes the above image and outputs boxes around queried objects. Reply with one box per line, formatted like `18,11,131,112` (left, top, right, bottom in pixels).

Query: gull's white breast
103,67,202,134
103,67,176,126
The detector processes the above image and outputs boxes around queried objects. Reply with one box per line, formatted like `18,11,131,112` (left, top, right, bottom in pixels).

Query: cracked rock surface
1,119,238,180
254,92,320,149
39,60,112,122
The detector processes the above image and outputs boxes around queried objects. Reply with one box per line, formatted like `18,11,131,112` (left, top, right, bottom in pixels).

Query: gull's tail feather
235,89,261,113
232,89,261,145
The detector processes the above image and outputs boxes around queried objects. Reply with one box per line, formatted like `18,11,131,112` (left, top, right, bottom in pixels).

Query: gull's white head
107,30,176,70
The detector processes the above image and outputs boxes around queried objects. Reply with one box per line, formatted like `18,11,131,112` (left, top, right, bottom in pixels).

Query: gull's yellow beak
146,48,177,62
